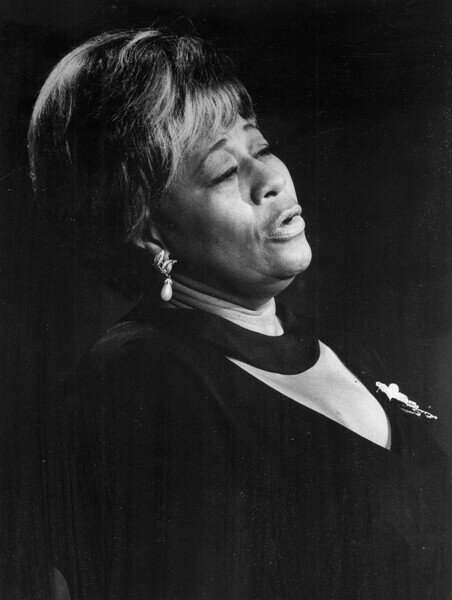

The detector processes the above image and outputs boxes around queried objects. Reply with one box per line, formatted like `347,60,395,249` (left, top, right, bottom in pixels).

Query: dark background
0,0,451,596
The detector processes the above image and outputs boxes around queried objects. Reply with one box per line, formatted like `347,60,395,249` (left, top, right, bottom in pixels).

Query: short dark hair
28,28,254,296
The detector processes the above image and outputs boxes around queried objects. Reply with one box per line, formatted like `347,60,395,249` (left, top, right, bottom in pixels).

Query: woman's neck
168,278,283,336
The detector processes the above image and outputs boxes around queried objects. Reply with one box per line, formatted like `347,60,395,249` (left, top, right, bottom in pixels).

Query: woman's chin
272,236,312,280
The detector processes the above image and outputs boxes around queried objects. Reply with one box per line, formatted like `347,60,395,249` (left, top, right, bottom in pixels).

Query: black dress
50,301,451,600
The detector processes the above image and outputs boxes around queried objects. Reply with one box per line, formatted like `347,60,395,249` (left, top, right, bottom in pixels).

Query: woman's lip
268,214,305,240
275,205,302,228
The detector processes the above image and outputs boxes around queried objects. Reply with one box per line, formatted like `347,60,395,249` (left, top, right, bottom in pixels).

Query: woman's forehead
190,116,261,159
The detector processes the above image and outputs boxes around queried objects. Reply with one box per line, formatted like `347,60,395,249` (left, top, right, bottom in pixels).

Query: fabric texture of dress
49,300,451,600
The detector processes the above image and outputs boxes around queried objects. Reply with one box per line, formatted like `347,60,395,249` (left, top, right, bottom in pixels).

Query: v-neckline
214,346,398,455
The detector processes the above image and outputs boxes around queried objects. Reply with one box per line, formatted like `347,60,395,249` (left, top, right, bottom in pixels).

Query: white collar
168,279,283,336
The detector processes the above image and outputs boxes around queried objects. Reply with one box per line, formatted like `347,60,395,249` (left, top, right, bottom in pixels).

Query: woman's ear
134,223,169,259
134,208,172,260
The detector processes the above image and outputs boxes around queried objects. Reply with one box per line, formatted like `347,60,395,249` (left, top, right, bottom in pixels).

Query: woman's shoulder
68,313,214,410
82,312,199,373
88,319,171,363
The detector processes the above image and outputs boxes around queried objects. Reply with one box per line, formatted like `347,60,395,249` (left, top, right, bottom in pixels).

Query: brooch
375,382,438,420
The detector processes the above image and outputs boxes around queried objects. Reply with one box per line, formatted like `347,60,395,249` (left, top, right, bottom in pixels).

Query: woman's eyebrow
202,138,228,161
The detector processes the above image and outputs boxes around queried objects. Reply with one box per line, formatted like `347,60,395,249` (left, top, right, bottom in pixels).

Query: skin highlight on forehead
199,121,259,163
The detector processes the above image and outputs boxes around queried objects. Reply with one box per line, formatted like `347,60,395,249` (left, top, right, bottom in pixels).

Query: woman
28,29,449,599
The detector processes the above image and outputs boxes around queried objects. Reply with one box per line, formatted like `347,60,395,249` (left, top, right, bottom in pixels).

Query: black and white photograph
1,1,451,598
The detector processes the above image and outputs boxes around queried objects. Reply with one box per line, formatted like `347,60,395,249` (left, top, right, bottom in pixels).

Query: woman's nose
251,163,286,204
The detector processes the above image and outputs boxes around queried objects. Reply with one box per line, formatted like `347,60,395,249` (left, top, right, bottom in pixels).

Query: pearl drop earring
153,250,177,301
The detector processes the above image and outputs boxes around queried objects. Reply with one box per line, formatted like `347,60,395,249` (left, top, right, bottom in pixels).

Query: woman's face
158,115,312,307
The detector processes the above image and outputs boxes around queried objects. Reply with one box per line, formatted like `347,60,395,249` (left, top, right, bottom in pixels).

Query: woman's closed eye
210,165,238,186
210,145,275,186
253,144,273,160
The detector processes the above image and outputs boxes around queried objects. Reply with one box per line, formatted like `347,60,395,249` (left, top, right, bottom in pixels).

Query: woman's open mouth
269,206,305,240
